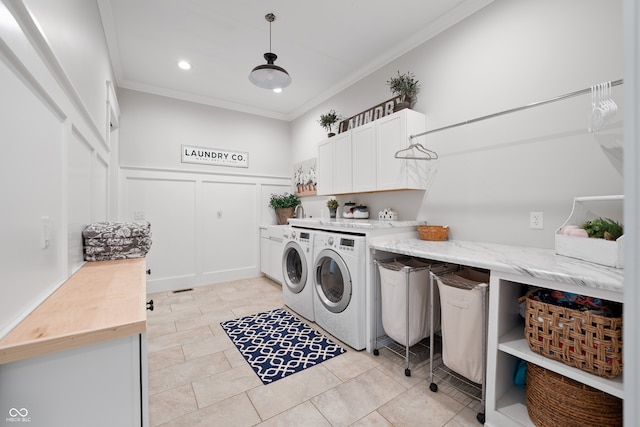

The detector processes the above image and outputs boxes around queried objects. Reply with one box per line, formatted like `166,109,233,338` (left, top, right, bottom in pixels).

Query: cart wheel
373,349,379,356
404,368,411,377
429,382,438,392
476,412,485,424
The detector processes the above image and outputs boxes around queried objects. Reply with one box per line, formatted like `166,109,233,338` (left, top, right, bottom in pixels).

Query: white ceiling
98,0,493,121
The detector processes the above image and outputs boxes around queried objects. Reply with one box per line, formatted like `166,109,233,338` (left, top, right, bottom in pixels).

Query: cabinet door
269,238,284,284
317,138,334,195
376,112,407,190
376,109,427,191
332,132,352,194
352,122,377,193
260,236,269,275
0,335,145,427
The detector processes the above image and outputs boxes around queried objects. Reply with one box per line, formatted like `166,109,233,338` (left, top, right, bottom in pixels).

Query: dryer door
282,241,308,294
314,249,351,313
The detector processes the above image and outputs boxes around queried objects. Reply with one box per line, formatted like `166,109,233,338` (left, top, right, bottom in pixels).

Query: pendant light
248,13,291,92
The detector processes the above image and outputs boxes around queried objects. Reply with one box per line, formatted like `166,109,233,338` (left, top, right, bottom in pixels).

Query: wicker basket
524,295,622,378
526,363,622,427
417,225,449,241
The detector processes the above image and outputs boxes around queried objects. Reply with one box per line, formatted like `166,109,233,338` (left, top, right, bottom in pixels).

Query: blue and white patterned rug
220,308,346,384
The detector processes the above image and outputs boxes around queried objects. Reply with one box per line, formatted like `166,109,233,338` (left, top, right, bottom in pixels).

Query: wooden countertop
0,258,147,364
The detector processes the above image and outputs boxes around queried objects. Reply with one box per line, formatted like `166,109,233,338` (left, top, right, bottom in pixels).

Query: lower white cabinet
0,334,148,427
260,226,285,283
485,271,623,426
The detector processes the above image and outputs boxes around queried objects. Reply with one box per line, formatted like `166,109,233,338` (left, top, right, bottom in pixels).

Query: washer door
314,249,351,313
282,241,307,294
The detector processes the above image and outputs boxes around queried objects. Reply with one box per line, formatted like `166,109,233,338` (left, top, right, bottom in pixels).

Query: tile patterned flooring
147,277,483,426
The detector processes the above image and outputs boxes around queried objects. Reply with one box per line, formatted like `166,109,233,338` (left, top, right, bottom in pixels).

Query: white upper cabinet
317,109,427,195
318,131,352,195
376,109,427,191
352,121,377,193
317,138,335,196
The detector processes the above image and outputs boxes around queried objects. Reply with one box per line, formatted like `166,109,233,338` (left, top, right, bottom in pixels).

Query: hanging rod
409,79,624,140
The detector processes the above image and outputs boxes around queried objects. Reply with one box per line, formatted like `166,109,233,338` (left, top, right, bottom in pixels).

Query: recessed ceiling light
177,60,192,70
273,88,283,93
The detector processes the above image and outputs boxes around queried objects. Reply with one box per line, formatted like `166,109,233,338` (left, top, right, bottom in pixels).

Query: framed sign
181,145,249,168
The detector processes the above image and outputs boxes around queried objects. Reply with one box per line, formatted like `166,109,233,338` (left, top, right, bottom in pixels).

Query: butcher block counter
0,258,147,364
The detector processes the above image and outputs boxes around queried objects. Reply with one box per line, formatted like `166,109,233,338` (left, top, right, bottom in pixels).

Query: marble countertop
288,218,426,231
370,239,624,295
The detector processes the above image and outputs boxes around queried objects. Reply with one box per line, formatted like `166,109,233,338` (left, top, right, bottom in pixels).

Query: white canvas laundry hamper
435,269,489,384
377,258,441,347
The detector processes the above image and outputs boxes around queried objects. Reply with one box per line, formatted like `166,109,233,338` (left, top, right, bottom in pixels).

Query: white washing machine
313,231,367,350
281,228,315,321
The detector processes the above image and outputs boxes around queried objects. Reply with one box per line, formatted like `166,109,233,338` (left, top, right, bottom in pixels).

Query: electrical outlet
530,212,543,229
134,211,145,220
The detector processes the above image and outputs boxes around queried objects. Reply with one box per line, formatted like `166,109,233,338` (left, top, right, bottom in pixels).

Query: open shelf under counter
494,386,535,427
498,326,624,399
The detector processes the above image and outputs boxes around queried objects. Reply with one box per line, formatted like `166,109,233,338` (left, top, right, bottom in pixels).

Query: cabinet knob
146,269,151,275
146,299,154,311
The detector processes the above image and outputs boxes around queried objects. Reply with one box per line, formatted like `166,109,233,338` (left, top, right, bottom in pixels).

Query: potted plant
318,109,341,137
387,71,420,111
581,218,624,240
326,197,339,218
269,192,300,225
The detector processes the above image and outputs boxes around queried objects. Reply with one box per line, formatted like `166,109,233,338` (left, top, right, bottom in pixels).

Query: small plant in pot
387,71,420,111
581,218,624,240
269,192,300,225
318,109,341,137
326,197,339,218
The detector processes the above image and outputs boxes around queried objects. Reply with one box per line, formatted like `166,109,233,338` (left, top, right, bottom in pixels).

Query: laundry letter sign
182,145,249,168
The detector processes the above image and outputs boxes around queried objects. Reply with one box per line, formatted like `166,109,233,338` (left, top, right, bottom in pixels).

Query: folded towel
82,221,151,239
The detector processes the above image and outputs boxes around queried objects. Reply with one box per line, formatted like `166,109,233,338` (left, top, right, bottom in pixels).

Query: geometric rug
220,308,346,384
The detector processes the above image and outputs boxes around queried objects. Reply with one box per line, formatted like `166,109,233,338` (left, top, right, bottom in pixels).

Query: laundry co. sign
181,145,248,168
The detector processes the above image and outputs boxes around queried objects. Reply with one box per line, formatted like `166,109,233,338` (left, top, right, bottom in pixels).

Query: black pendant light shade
249,13,291,91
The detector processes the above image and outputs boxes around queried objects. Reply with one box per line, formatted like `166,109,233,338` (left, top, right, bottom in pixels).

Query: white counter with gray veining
370,239,624,294
288,218,427,231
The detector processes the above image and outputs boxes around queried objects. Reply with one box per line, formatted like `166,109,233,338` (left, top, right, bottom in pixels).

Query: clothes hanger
394,139,439,160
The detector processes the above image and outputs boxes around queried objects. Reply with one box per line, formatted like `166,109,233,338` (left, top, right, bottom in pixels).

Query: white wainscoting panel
201,181,257,276
0,45,65,337
67,127,94,274
125,176,197,290
120,167,290,292
93,153,109,222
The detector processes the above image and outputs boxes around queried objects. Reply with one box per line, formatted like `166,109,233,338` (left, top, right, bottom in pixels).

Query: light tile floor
147,277,483,426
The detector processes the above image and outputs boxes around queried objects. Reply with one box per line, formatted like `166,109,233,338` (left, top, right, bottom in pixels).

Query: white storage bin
377,258,441,347
555,195,624,268
437,269,489,384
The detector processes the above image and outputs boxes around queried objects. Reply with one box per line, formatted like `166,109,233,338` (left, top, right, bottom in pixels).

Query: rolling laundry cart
373,258,457,376
430,268,489,425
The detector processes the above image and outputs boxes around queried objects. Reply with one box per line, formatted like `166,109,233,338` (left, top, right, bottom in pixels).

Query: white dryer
313,231,367,350
281,229,315,321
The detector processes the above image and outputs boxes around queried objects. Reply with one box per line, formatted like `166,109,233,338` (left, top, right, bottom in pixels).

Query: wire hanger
394,140,439,160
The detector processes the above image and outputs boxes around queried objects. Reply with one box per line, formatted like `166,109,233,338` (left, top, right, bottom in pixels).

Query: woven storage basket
524,295,622,378
418,225,448,241
526,363,622,427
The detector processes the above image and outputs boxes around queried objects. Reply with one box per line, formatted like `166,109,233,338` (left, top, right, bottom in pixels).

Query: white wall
0,0,114,337
291,0,624,249
117,89,292,292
